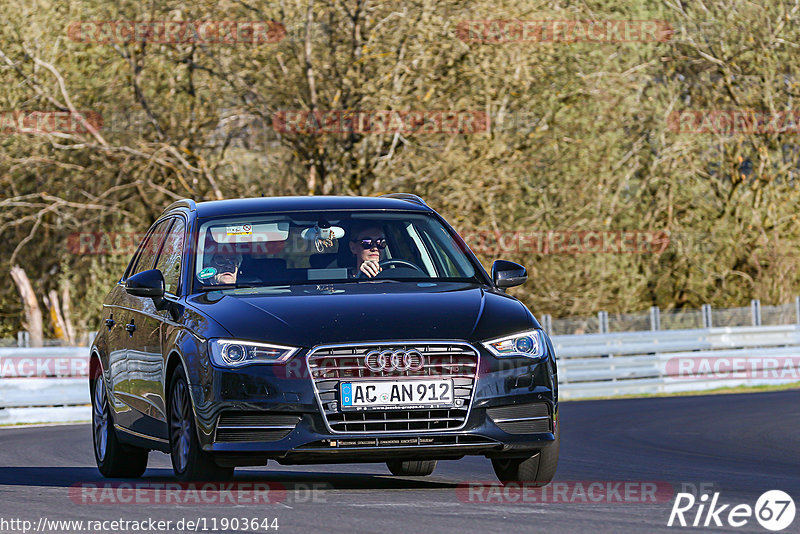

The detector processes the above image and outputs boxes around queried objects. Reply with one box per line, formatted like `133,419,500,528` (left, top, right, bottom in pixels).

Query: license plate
340,379,454,410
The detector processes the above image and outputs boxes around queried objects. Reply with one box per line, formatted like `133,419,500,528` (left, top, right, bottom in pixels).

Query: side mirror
125,269,165,299
492,260,527,289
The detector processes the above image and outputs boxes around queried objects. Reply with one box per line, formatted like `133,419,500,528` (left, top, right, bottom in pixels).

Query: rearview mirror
125,269,165,299
492,260,527,289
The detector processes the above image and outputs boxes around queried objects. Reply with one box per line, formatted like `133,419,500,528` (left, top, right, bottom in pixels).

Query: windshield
192,211,481,290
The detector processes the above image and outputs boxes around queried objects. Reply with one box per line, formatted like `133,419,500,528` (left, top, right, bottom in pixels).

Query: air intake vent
326,408,467,433
214,412,301,442
487,402,551,434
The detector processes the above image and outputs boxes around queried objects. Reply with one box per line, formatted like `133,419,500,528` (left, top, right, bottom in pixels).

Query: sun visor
209,222,290,244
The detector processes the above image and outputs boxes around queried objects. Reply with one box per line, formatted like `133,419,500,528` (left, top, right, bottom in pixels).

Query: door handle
125,321,136,334
104,317,115,329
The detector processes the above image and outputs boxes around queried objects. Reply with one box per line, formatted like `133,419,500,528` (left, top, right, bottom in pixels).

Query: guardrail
0,347,89,424
555,324,800,399
542,297,800,336
2,325,800,423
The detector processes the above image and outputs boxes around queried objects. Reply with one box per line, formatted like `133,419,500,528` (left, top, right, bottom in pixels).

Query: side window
401,222,437,276
154,218,186,295
417,222,476,278
130,219,173,277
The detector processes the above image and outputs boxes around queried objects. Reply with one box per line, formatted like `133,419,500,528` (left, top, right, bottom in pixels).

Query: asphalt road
1,390,798,534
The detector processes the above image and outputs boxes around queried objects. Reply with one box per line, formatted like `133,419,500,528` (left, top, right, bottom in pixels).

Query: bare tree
10,265,44,347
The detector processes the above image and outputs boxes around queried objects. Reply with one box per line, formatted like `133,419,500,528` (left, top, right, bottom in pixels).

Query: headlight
481,330,547,359
208,338,299,367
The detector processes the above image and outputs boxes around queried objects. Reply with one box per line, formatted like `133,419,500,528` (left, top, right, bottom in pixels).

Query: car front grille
486,402,551,434
214,412,301,442
307,342,479,433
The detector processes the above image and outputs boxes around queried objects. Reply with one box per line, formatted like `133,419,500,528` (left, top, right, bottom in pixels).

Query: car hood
186,282,534,347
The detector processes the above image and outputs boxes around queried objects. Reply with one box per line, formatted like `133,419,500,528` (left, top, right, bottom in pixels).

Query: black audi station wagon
90,194,559,483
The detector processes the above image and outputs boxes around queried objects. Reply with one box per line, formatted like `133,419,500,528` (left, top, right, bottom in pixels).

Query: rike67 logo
668,490,796,531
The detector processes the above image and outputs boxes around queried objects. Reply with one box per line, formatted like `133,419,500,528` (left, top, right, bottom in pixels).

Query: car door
126,216,186,439
103,285,131,414
115,218,172,430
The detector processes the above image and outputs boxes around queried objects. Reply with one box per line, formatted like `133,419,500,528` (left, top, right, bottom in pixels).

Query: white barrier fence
555,324,800,399
0,347,89,424
2,325,800,423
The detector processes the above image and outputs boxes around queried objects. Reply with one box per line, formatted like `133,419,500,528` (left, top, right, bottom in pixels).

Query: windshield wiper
197,283,261,291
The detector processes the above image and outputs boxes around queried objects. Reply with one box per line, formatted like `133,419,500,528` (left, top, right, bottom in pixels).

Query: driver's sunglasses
353,238,387,250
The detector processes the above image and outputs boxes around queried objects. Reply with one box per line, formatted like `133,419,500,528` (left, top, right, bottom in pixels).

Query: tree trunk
44,289,73,345
61,284,76,346
10,265,44,348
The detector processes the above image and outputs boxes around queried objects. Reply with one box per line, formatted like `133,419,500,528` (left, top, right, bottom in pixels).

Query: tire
168,366,234,481
386,460,437,476
91,370,149,478
491,425,559,485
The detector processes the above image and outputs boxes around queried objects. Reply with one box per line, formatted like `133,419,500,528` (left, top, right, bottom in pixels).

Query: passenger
206,253,242,285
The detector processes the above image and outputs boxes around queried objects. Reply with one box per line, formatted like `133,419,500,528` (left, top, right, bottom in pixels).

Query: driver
348,222,386,278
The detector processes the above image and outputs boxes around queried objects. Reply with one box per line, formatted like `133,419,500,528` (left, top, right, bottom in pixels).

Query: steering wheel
356,258,427,278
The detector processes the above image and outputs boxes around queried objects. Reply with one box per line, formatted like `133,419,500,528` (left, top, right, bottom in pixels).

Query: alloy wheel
92,378,108,462
170,379,192,473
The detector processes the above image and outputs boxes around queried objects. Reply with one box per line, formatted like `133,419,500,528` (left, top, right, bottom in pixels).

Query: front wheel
491,426,559,485
386,460,437,476
169,366,234,481
91,370,149,478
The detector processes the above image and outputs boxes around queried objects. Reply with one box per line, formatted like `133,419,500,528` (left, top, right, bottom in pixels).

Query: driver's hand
359,260,382,278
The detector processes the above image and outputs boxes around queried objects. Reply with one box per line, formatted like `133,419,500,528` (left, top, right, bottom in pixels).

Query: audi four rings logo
364,349,425,372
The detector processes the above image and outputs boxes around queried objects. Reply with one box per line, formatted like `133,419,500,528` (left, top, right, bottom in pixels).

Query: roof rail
379,193,428,207
161,199,197,215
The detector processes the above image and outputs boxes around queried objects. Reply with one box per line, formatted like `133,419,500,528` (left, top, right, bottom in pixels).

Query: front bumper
189,343,558,465
207,400,557,465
